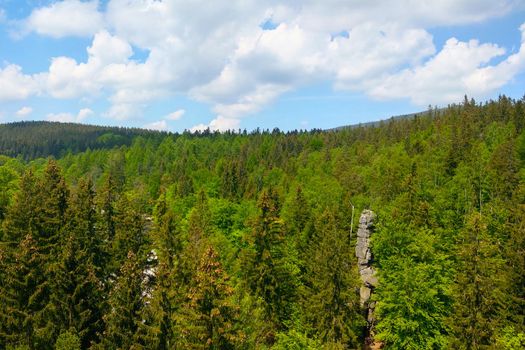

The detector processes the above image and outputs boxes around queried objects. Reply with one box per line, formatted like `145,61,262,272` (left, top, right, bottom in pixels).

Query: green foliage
178,246,243,349
0,121,165,160
272,329,321,349
448,213,509,348
495,326,525,350
0,95,524,349
242,188,300,332
302,210,362,347
54,330,80,350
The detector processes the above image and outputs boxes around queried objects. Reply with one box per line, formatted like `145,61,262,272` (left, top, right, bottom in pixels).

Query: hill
0,121,167,160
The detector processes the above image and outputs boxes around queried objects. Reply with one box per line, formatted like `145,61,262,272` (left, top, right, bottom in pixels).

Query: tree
1,232,45,349
137,196,187,349
52,178,104,348
302,210,362,347
243,188,299,334
179,246,243,349
99,251,149,350
1,161,71,349
449,213,507,349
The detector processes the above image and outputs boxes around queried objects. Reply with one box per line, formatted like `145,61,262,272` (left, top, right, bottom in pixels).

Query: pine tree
188,190,213,244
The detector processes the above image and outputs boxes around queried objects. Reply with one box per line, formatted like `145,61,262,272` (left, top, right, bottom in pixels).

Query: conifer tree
303,210,362,347
33,160,70,346
0,170,40,348
243,188,298,333
52,177,104,348
110,195,147,273
1,231,44,349
1,162,71,349
449,213,507,348
179,246,243,349
137,195,187,349
99,251,149,350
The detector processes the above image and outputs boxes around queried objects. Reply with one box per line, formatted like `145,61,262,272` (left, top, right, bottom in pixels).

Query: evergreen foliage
0,95,523,348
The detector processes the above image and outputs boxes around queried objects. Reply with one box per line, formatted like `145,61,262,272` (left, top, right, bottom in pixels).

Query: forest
0,95,524,349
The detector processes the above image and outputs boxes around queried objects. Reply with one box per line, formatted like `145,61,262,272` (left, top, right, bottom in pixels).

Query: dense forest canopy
0,95,524,349
0,121,168,160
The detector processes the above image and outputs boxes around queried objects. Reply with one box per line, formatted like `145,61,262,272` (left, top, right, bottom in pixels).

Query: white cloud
0,8,6,23
368,24,525,105
165,109,185,120
16,106,33,117
190,115,240,132
0,64,40,101
8,0,525,127
47,108,94,123
46,30,133,99
24,0,104,38
144,120,168,131
104,102,143,121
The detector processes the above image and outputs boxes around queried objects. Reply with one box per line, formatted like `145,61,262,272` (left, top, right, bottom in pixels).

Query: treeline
0,95,524,349
0,121,167,160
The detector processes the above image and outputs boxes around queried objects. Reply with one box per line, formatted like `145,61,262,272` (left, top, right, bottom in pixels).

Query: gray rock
354,210,377,318
360,286,371,305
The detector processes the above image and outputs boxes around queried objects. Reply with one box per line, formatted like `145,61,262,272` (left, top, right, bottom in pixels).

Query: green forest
0,95,524,349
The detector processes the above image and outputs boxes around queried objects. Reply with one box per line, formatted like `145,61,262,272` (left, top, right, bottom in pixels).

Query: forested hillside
0,96,524,349
0,121,167,160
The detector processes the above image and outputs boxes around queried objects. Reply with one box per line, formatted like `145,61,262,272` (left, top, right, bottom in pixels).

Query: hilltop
0,121,167,160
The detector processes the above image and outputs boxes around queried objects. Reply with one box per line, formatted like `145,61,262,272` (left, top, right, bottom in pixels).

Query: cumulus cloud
368,24,525,105
144,120,168,131
7,0,525,128
165,109,185,120
190,116,240,132
0,64,40,101
24,0,104,38
46,30,132,99
16,106,33,117
47,108,94,123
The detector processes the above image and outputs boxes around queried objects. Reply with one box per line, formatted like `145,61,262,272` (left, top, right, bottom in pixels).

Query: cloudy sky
0,0,524,132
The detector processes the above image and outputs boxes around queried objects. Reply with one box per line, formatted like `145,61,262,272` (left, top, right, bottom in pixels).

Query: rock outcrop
355,210,377,339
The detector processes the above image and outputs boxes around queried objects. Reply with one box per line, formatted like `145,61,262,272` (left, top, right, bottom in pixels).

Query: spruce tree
449,213,507,348
243,188,298,334
179,246,243,349
99,251,149,350
0,170,39,348
303,210,362,347
52,177,104,348
136,196,187,349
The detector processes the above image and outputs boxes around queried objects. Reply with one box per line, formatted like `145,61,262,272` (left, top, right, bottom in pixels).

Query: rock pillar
355,210,377,339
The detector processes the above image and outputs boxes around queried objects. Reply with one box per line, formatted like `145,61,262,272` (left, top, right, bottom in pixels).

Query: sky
0,1,524,132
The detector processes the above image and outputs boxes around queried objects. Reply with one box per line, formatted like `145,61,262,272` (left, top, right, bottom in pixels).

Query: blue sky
0,1,524,132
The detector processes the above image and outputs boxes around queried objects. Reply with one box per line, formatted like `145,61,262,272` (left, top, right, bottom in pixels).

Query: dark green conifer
303,210,362,347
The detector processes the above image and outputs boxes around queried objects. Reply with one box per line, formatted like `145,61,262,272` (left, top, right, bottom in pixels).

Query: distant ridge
0,121,167,160
0,110,437,160
328,109,434,131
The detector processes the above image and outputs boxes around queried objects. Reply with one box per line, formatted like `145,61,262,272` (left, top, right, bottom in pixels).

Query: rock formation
355,210,377,339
